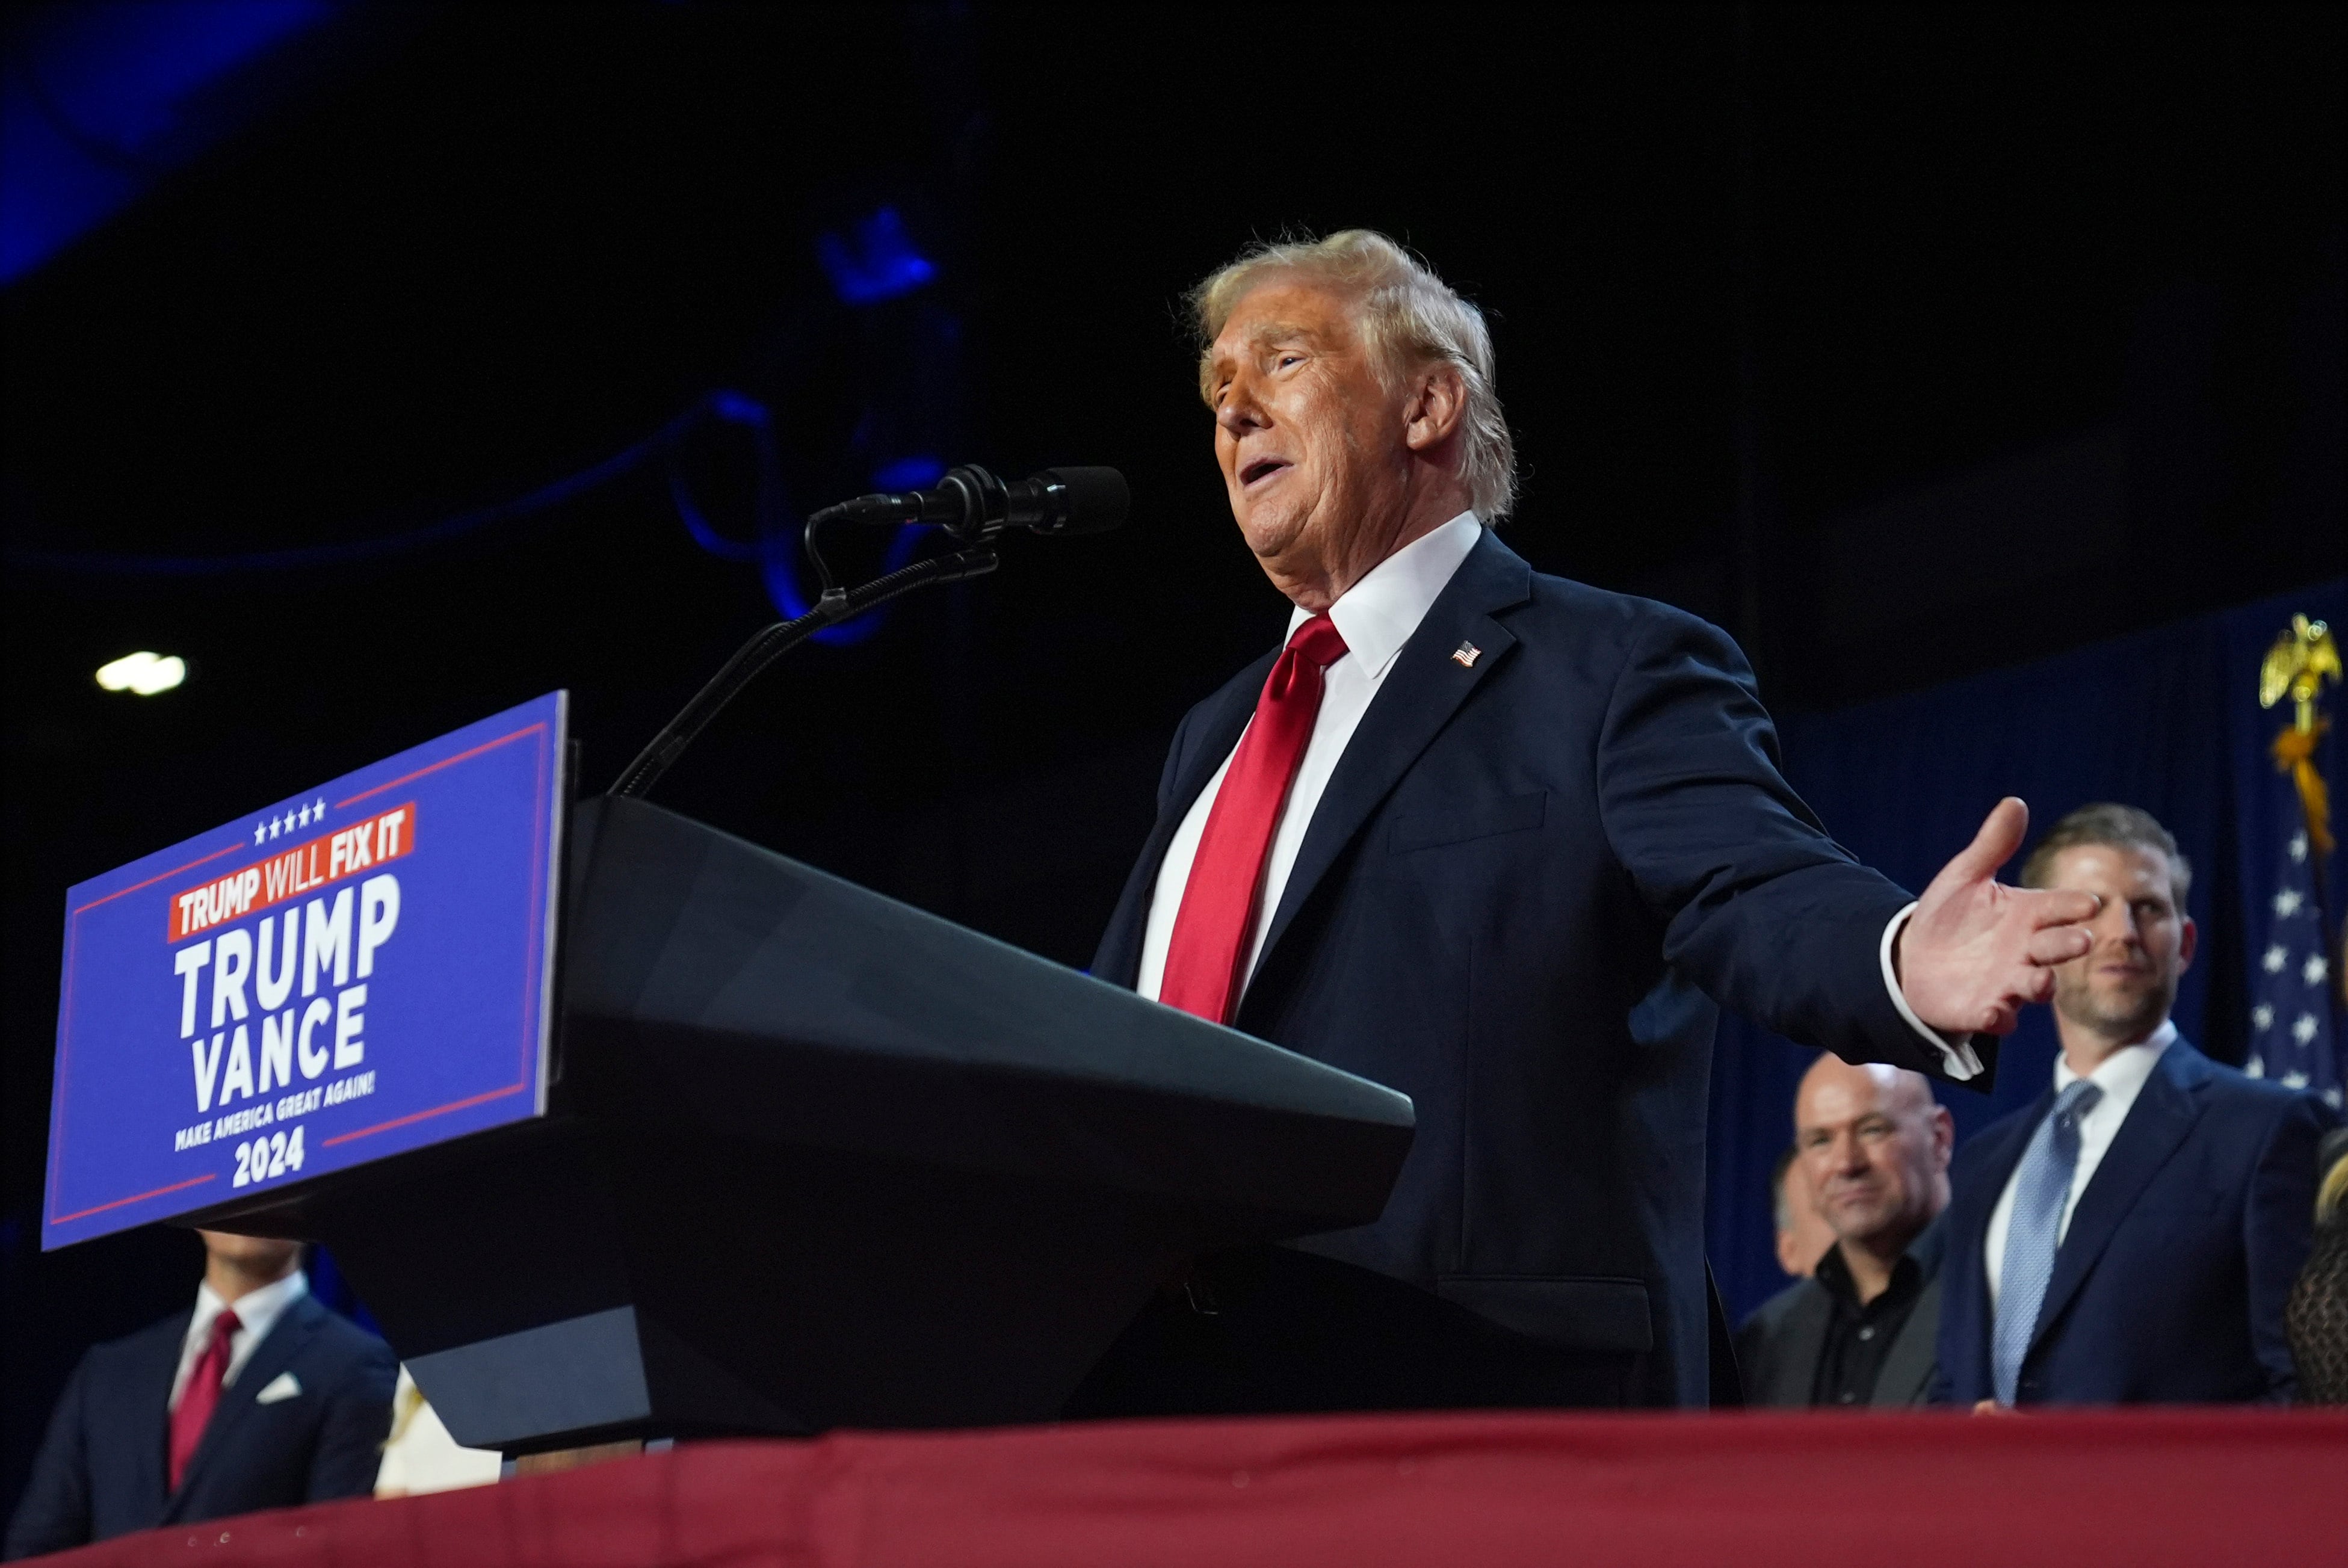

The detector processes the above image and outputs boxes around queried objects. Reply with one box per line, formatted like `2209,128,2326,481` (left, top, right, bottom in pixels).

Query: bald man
1736,1056,1954,1407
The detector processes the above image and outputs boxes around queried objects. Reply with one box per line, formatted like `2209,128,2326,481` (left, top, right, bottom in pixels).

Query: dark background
3,2,2340,1510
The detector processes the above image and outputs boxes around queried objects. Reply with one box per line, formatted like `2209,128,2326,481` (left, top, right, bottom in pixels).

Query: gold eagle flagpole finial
2260,614,2341,856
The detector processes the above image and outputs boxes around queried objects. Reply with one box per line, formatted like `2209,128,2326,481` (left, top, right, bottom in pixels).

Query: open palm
1900,798,2100,1037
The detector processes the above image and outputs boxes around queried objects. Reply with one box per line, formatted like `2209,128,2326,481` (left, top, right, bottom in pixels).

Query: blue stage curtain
1708,578,2347,1325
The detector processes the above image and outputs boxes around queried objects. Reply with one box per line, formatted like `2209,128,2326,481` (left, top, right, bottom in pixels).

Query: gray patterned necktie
1992,1078,2103,1404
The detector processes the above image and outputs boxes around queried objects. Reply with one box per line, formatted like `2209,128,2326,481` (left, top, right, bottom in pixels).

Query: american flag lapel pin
1452,641,1481,668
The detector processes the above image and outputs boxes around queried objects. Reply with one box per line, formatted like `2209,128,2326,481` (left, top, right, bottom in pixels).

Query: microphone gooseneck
612,461,1124,799
607,546,999,800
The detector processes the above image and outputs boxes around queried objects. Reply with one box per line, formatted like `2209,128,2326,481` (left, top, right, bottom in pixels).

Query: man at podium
1081,230,2099,1411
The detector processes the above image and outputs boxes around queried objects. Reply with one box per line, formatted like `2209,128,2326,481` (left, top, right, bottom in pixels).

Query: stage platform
46,1406,2346,1566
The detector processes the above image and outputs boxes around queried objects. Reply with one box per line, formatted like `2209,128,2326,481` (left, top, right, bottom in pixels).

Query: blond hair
1189,229,1516,519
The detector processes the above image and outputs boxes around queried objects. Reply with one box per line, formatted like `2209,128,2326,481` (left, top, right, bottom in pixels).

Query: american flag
2245,816,2342,1110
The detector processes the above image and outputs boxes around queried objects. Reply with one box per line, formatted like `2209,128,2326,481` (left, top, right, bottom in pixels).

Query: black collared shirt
1809,1242,1927,1407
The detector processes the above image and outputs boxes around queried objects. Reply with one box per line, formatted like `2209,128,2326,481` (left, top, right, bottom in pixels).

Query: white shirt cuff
1880,901,1983,1081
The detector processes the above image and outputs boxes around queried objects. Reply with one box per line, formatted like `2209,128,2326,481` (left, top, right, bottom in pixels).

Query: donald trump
1079,230,2098,1412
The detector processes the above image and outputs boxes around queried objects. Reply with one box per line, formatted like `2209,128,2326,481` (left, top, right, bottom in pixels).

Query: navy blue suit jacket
5,1293,397,1558
1934,1038,2335,1405
1093,531,1985,1407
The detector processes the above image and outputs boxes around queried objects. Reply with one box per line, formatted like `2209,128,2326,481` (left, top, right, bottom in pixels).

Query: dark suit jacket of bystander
1935,1038,2334,1405
5,1292,396,1558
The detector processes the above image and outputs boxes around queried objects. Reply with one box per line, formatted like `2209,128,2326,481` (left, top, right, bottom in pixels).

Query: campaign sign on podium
45,693,567,1249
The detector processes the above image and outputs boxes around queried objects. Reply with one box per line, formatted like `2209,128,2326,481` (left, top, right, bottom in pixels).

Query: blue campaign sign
45,693,569,1249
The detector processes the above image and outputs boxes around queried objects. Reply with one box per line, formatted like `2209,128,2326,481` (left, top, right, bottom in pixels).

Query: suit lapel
1769,1288,1832,1406
135,1310,193,1519
168,1294,323,1516
1874,1277,1941,1406
1246,532,1533,993
1093,651,1273,987
2030,1043,2211,1351
1945,1097,2045,1391
1872,1218,1948,1406
1965,1094,2050,1239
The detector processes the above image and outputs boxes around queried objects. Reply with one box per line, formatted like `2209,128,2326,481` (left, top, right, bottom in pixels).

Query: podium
196,794,1416,1454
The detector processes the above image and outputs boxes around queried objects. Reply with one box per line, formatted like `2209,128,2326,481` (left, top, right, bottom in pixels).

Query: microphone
815,465,1129,539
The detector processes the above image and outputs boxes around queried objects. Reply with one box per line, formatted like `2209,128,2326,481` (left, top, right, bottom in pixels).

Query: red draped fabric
55,1409,2346,1567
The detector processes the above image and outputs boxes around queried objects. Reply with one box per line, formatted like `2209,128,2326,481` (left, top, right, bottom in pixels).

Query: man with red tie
1077,230,2101,1413
5,1230,395,1557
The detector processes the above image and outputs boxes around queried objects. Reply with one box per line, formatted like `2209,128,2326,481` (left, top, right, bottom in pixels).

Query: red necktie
169,1307,239,1492
1159,615,1350,1023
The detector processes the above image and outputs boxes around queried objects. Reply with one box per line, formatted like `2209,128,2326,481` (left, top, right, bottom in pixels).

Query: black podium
199,795,1415,1454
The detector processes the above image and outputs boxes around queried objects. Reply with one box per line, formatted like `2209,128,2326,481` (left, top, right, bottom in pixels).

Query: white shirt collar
1287,511,1483,679
189,1270,308,1368
2054,1017,2178,1097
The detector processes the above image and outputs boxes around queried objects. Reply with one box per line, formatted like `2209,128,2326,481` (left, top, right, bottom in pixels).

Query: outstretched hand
1897,798,2100,1037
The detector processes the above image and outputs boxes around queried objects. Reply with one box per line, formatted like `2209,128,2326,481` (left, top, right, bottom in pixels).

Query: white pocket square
253,1371,302,1404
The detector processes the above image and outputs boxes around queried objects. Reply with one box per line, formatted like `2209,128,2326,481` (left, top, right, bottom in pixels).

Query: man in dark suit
1075,229,2101,1413
1738,1056,1953,1407
1936,804,2338,1406
5,1229,397,1557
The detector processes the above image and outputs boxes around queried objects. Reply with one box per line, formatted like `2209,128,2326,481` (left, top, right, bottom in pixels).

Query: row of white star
252,799,329,845
2258,942,2330,988
2249,1004,2328,1046
2259,944,2329,986
2243,1057,2346,1109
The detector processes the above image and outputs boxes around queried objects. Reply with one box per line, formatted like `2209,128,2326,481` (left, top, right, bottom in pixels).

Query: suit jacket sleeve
4,1350,95,1560
303,1334,398,1503
1596,607,1952,1076
1155,702,1200,816
2245,1092,2338,1401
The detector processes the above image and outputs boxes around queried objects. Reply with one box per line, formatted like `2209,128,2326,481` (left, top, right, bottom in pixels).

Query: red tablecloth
51,1408,2348,1567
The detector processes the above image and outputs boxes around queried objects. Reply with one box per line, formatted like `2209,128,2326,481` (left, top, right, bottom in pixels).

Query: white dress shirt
1982,1020,2178,1307
1132,510,1974,1081
1137,511,1486,1004
168,1269,308,1411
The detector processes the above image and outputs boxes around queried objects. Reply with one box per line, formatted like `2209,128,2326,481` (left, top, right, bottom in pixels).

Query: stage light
94,652,187,695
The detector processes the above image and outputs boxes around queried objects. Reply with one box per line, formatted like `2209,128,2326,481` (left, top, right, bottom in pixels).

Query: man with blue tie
1936,804,2338,1406
5,1230,396,1557
1077,229,2106,1414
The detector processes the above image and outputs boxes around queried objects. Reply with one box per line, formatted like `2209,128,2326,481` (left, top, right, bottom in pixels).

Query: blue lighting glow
815,207,937,305
1,0,341,285
10,387,950,656
871,455,946,491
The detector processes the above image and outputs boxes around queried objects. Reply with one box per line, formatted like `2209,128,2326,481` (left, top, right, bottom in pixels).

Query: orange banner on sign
169,803,417,943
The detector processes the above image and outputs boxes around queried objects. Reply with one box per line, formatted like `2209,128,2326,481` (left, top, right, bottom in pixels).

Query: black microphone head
1026,466,1129,536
